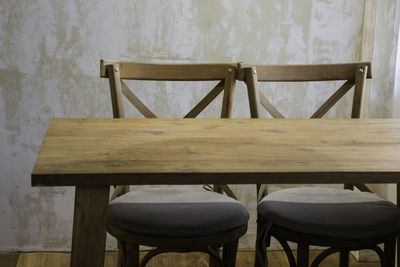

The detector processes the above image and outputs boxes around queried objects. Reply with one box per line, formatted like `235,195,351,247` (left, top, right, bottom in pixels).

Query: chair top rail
101,59,238,81
238,62,372,82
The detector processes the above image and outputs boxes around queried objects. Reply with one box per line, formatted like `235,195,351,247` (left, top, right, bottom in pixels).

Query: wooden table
32,118,400,267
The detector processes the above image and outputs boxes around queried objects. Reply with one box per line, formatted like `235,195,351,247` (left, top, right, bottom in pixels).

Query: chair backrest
101,59,237,200
238,62,372,119
239,62,372,200
100,60,237,119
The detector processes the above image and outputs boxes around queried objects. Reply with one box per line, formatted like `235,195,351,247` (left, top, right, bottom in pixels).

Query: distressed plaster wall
370,0,400,119
365,0,400,201
0,0,398,252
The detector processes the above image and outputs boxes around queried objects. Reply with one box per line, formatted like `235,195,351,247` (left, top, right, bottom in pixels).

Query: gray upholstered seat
108,188,250,237
258,187,400,239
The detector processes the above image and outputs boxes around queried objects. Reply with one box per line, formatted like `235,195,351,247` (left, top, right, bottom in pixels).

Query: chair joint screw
359,68,364,73
115,67,119,72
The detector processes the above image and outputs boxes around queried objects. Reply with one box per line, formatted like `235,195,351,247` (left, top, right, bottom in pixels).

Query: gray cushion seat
108,188,250,237
258,187,400,239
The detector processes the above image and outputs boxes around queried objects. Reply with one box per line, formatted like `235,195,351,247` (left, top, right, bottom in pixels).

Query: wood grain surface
237,62,372,82
32,118,400,186
100,60,238,81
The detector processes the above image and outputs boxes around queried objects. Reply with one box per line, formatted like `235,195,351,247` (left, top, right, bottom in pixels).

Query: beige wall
0,0,399,251
367,0,400,202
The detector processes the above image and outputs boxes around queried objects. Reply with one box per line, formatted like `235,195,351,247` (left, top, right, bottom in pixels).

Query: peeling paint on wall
0,0,398,252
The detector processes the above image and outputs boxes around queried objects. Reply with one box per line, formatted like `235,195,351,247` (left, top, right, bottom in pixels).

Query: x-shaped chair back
239,62,372,200
100,59,238,199
239,62,372,119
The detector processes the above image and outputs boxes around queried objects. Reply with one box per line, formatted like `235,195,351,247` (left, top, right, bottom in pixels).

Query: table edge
32,172,400,186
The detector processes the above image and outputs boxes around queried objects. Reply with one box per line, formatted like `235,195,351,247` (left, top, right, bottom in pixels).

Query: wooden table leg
71,186,110,267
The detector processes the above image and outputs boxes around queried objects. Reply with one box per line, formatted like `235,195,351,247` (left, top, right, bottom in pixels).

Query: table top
32,118,400,186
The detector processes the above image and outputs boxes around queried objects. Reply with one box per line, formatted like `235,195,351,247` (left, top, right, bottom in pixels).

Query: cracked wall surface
0,0,399,251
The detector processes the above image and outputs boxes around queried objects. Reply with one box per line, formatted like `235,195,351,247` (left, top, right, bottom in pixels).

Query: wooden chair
100,60,249,267
239,62,400,267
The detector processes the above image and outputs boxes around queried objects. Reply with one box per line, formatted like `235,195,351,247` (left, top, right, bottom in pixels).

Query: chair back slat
244,67,262,118
106,65,125,118
101,60,236,81
121,81,157,118
184,81,225,118
260,93,286,119
238,62,372,82
351,65,368,118
220,68,237,118
311,80,354,118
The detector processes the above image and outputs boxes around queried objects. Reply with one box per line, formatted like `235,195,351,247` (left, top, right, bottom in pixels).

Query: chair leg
125,243,139,267
223,240,239,267
255,217,271,267
117,240,127,267
384,239,396,267
339,250,349,267
297,243,309,267
209,246,220,267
